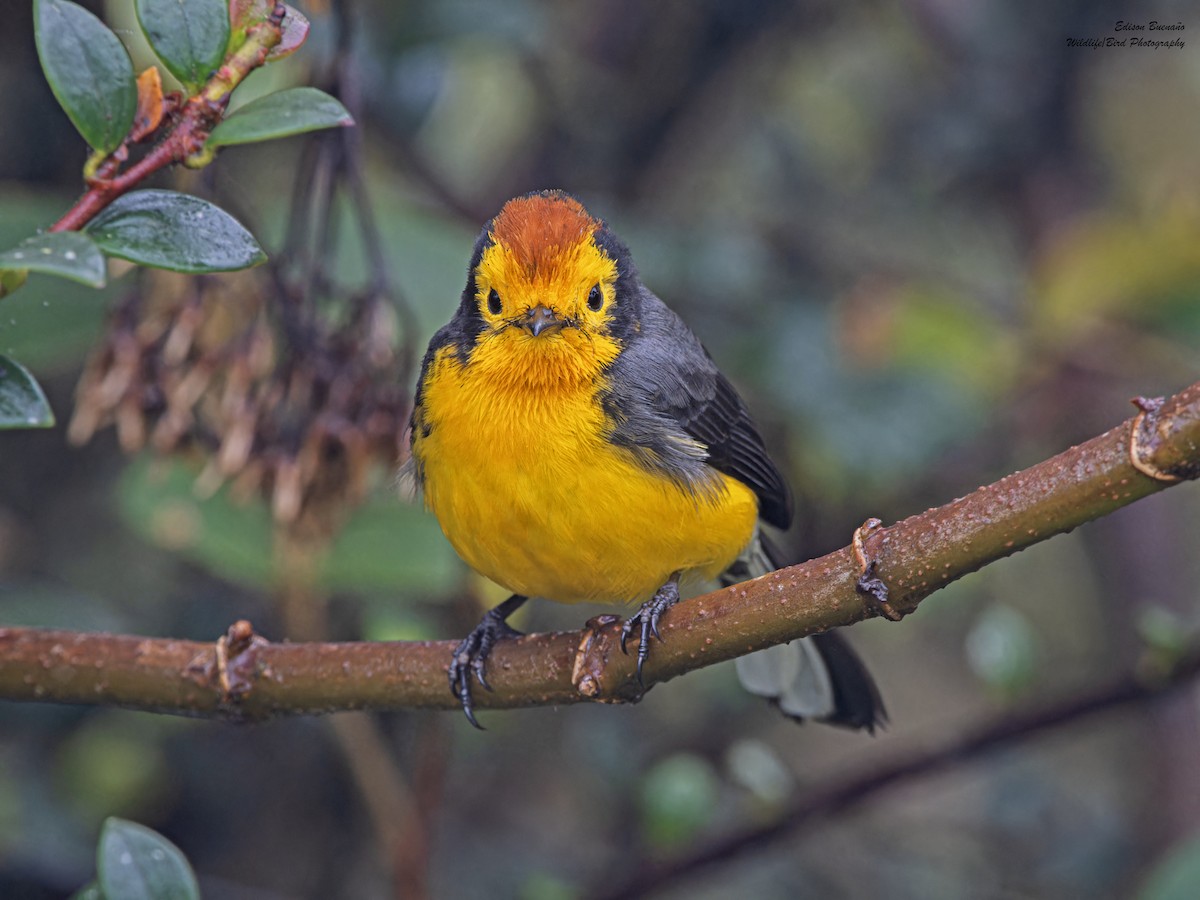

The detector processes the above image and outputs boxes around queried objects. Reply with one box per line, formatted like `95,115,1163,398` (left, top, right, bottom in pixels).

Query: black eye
587,284,604,311
487,289,502,315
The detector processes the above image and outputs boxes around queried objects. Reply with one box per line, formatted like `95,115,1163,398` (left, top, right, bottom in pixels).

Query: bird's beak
524,305,561,337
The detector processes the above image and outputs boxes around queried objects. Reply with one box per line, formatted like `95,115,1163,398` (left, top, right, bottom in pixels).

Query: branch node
573,615,629,702
1130,396,1185,483
853,517,905,621
215,619,266,701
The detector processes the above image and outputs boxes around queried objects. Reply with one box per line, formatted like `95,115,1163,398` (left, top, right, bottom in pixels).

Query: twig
589,649,1200,900
48,5,287,234
1,380,1198,718
324,0,419,389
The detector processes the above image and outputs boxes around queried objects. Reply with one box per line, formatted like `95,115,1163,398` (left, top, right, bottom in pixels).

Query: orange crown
490,193,600,276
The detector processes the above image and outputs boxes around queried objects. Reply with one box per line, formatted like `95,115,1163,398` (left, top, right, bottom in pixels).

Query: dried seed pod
71,234,412,530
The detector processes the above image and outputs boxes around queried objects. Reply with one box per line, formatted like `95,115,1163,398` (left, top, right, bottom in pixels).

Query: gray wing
602,288,793,528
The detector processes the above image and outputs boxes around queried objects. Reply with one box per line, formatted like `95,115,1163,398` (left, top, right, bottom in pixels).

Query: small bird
406,190,884,730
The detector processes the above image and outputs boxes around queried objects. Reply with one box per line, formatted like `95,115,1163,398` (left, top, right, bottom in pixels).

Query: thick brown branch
1,381,1199,719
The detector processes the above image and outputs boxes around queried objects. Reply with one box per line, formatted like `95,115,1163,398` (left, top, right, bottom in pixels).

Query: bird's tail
726,532,887,733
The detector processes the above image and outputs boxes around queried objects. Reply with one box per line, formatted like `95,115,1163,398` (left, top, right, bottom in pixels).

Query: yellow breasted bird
406,190,885,730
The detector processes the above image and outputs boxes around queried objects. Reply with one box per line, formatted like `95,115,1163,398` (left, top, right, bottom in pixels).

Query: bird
404,189,885,731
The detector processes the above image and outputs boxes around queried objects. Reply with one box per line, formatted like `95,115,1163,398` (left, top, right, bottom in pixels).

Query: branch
48,5,287,234
589,647,1200,900
2,383,1199,719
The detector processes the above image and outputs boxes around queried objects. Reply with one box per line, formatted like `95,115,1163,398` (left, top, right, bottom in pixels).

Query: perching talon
447,594,527,728
620,572,681,684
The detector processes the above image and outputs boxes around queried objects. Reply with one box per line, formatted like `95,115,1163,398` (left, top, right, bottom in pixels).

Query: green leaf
85,190,266,273
208,87,354,147
135,0,230,93
0,232,106,289
0,354,55,430
70,884,104,900
34,0,137,155
97,818,199,900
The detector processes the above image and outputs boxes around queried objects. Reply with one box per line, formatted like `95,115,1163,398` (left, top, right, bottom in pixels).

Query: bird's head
458,191,638,385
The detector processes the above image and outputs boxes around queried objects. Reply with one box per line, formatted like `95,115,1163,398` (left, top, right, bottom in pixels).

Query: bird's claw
620,577,681,685
448,601,524,729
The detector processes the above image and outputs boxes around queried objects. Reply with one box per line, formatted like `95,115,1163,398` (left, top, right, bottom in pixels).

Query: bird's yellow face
466,194,624,388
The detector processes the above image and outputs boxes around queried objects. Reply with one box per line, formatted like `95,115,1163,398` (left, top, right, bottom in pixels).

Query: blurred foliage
639,753,721,851
1140,830,1200,900
4,0,1200,898
964,603,1038,699
116,456,459,596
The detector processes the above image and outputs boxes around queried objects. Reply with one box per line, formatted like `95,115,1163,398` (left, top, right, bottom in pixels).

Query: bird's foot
620,574,681,684
448,594,526,729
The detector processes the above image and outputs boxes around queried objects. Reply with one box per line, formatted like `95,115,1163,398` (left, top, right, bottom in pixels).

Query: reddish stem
48,6,287,233
50,116,208,232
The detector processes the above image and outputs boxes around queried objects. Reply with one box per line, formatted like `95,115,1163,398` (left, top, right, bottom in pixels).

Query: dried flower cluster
68,265,411,531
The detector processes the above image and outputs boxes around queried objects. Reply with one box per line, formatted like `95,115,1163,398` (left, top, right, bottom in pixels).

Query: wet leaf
0,354,56,430
0,232,106,289
135,0,230,93
85,190,265,273
208,87,353,147
97,818,199,900
34,0,136,155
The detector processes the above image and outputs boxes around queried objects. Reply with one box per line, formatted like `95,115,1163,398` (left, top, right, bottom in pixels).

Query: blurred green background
5,1,1200,898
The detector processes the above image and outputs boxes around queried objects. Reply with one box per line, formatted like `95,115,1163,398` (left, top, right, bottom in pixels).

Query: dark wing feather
603,287,793,529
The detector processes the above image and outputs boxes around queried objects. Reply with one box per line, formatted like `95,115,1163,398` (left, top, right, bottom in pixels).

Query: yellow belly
414,346,759,604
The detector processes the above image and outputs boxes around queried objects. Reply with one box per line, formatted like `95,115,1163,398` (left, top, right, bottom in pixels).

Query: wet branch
1,382,1199,720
